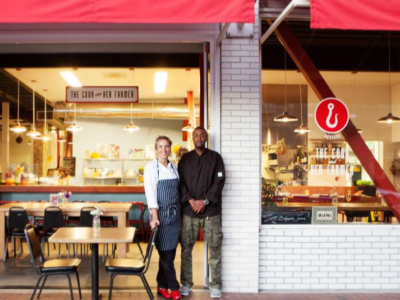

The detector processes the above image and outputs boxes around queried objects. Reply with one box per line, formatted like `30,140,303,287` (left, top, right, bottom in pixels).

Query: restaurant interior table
0,202,132,260
49,227,135,300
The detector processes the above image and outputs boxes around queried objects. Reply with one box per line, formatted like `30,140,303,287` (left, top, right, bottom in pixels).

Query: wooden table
50,227,135,300
0,202,132,260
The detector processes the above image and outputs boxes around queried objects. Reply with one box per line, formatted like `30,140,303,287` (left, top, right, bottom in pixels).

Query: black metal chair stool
25,224,82,300
105,227,158,300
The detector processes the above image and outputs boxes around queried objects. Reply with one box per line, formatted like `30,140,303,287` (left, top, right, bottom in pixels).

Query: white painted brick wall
220,2,261,294
259,225,400,291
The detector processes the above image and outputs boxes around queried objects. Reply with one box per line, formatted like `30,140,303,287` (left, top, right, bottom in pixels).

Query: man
178,127,225,298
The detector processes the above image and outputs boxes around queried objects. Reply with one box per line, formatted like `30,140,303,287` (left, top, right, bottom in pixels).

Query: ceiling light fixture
10,76,27,133
60,71,82,87
182,123,195,132
26,80,42,138
35,90,52,141
274,49,298,123
66,103,83,132
124,103,140,132
294,74,310,134
154,72,168,93
378,32,400,124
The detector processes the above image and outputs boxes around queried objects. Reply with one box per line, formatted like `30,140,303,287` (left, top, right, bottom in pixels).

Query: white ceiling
262,70,400,86
5,67,200,103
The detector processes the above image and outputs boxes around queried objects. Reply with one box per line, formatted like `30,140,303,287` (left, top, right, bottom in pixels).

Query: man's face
192,129,207,149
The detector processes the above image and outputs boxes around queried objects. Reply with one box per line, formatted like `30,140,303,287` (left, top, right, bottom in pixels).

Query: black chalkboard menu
62,157,76,177
262,211,312,224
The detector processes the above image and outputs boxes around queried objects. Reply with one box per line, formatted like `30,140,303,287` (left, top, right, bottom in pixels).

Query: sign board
66,86,139,103
314,98,349,134
312,206,338,224
62,157,76,177
261,211,312,224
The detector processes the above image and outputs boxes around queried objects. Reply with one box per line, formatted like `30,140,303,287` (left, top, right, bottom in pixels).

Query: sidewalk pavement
0,290,399,300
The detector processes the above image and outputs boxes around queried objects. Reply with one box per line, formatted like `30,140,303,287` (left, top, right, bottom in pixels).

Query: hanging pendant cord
299,75,303,125
284,49,287,111
32,82,36,129
17,80,20,124
389,32,392,113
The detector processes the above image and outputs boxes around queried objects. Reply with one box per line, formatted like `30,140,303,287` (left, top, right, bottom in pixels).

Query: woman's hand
151,219,160,229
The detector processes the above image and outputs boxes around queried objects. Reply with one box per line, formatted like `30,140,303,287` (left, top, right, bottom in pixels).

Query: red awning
0,0,254,24
310,0,400,30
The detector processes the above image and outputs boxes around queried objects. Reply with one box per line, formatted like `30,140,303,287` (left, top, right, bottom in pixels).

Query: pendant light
182,123,195,132
35,90,51,141
66,103,83,132
26,80,42,137
124,103,140,132
10,77,27,133
378,32,400,124
294,74,310,134
274,49,298,123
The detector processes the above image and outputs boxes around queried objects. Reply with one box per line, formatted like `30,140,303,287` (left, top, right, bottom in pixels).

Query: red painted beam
270,20,400,221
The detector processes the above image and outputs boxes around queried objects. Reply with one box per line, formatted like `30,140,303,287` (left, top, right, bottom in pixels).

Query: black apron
156,160,180,251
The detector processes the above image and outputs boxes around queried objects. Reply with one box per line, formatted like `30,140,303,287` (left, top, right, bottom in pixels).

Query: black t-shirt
178,148,225,217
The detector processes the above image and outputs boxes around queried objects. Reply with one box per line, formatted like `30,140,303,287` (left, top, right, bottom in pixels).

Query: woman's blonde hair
154,135,172,149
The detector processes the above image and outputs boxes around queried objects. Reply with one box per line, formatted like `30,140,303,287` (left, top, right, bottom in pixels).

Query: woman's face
156,139,171,160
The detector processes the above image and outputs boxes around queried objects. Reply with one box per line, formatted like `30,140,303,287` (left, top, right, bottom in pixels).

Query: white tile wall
260,225,400,291
220,2,261,294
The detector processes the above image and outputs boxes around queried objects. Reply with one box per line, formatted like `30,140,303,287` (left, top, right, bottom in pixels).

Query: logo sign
314,98,349,134
66,86,138,103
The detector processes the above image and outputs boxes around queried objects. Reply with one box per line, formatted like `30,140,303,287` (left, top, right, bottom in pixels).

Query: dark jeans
157,248,180,291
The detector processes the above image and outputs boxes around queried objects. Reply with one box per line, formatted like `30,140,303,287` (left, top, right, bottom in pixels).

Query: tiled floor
0,291,400,300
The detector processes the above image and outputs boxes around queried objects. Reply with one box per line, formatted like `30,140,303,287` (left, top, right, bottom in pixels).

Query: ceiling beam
271,20,400,221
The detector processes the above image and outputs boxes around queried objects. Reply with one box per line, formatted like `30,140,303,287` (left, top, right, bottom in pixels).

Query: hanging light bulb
294,74,310,134
274,49,298,123
35,89,52,141
182,123,195,132
26,80,42,138
124,104,140,132
378,32,400,124
10,77,27,133
66,103,83,132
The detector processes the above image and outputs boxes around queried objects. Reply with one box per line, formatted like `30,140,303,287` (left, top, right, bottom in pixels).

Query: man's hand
150,219,160,229
191,199,206,214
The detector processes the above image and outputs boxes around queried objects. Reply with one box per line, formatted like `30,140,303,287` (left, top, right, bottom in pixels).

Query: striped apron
156,161,180,251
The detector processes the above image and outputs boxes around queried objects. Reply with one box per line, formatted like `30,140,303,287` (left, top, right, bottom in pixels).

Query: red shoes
157,287,172,299
171,290,182,300
157,287,181,300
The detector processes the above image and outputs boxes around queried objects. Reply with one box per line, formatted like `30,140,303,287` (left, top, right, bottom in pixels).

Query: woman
144,136,181,300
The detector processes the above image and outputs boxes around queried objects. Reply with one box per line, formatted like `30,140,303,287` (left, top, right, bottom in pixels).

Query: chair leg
20,237,23,253
3,236,9,262
108,274,117,300
13,236,16,257
75,271,82,300
37,275,48,299
139,275,154,300
30,275,45,300
66,274,74,300
134,236,144,259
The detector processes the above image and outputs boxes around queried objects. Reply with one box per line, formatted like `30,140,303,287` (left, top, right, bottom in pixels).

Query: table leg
0,211,5,259
91,243,100,300
117,212,127,258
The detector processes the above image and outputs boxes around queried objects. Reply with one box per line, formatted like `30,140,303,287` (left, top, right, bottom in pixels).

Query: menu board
261,211,311,224
62,157,76,177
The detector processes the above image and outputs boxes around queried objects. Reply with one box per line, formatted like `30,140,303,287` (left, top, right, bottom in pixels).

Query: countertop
0,185,145,193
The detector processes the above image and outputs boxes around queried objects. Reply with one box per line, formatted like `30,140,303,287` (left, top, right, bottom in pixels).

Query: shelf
84,176,122,179
123,176,139,179
85,158,153,161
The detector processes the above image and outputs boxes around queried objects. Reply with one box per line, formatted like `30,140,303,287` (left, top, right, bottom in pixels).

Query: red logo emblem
314,98,349,134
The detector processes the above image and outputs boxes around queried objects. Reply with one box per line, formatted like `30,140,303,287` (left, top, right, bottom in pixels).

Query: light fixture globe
66,123,83,132
377,112,400,124
274,111,298,123
35,134,52,141
10,123,27,133
124,122,140,132
182,123,195,132
294,124,311,134
26,128,42,137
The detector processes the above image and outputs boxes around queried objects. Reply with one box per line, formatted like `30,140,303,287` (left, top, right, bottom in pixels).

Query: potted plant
356,180,376,197
261,178,277,211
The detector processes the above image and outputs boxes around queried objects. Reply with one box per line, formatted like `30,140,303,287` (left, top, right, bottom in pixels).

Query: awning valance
311,0,400,30
0,0,255,24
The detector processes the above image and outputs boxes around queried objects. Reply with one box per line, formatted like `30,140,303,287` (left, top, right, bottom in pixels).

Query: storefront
1,0,400,295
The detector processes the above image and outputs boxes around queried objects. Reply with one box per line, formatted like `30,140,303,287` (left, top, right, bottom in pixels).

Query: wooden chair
105,227,158,300
25,224,82,300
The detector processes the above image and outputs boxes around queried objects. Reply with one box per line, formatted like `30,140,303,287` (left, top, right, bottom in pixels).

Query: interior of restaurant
261,21,400,225
0,48,207,289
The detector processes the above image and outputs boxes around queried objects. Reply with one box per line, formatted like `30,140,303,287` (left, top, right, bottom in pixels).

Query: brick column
220,2,261,293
